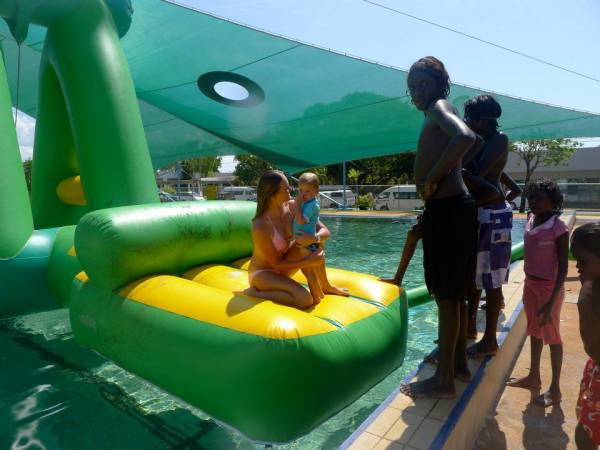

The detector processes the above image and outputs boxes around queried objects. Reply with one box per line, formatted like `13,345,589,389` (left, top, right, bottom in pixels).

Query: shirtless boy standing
401,56,478,399
462,95,513,355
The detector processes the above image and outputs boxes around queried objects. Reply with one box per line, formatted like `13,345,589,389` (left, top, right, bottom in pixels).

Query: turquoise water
0,217,525,450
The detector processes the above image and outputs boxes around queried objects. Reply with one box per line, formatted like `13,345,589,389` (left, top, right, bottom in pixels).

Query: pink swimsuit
523,214,568,345
248,215,291,285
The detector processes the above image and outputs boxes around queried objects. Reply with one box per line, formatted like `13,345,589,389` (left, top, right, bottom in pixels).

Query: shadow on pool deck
475,260,587,450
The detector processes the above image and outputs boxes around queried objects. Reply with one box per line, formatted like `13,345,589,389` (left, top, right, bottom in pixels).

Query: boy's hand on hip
422,180,438,201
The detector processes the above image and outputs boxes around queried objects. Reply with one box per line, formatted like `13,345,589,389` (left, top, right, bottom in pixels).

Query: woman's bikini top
266,214,290,253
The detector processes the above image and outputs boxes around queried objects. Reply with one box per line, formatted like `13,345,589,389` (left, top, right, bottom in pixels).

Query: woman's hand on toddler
295,230,317,247
306,249,324,267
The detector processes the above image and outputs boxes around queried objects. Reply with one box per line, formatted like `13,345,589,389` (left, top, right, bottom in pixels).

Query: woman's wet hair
254,170,285,220
464,94,502,129
408,56,450,99
571,222,600,258
524,178,564,214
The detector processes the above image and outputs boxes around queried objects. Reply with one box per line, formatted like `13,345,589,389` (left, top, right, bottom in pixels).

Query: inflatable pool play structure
1,0,599,444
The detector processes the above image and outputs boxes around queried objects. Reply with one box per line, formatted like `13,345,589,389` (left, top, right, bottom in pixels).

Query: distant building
199,173,237,200
505,146,600,209
505,145,600,183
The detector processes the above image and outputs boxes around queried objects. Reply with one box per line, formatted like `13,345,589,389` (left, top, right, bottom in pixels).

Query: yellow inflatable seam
118,274,337,339
76,271,89,282
183,264,382,327
56,175,87,206
229,258,400,307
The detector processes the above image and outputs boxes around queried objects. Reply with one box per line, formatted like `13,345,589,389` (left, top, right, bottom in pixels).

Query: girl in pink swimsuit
244,170,324,309
506,179,569,407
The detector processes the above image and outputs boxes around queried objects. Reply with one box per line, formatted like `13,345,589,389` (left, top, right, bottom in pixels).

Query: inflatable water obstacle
70,201,407,442
0,2,406,441
1,0,597,443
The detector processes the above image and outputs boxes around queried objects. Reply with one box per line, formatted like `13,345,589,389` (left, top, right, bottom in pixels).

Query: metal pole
342,160,347,209
177,161,181,199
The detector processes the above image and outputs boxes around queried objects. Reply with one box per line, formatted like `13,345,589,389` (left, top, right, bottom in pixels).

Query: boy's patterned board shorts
476,201,512,290
577,358,600,445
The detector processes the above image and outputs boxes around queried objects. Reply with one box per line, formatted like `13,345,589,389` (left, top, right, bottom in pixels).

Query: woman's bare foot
311,289,324,305
400,377,457,399
323,285,350,297
308,284,324,305
506,375,542,390
236,287,259,297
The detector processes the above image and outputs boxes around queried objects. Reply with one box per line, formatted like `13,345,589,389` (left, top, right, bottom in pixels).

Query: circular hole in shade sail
213,81,250,101
197,72,264,107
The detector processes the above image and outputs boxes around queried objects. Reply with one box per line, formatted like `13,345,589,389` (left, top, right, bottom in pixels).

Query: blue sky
16,0,600,166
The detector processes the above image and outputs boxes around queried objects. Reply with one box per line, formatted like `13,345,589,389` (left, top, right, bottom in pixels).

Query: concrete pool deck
339,212,582,450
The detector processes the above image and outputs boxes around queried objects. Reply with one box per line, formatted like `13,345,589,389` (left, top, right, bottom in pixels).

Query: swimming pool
0,217,525,449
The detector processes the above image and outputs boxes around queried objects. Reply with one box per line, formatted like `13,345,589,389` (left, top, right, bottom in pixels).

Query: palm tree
347,168,363,199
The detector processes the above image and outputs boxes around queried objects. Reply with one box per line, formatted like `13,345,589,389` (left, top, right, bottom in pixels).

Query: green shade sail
1,0,599,173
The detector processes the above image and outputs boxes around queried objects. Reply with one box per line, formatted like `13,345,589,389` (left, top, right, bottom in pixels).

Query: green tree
347,167,363,184
234,154,274,185
311,166,332,185
312,152,416,187
180,156,221,179
510,138,581,212
23,159,32,191
347,167,363,196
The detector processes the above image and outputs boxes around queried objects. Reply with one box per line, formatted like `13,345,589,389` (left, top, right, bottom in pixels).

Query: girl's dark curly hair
408,56,451,99
571,222,600,258
524,178,564,214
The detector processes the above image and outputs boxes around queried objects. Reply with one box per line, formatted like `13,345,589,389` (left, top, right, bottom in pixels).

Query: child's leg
467,287,481,338
380,226,420,285
506,336,543,389
455,301,472,381
474,286,503,352
299,248,324,303
402,299,459,398
304,267,323,303
314,247,349,296
548,343,563,397
576,422,598,450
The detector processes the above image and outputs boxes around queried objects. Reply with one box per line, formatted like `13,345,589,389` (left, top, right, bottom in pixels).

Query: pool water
0,217,525,450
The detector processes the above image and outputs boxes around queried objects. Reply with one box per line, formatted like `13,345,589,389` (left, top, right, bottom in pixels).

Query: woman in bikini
244,170,326,309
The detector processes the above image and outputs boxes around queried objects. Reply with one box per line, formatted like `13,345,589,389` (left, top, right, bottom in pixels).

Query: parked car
221,186,257,201
374,185,423,211
158,191,177,202
319,190,356,208
176,191,204,201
